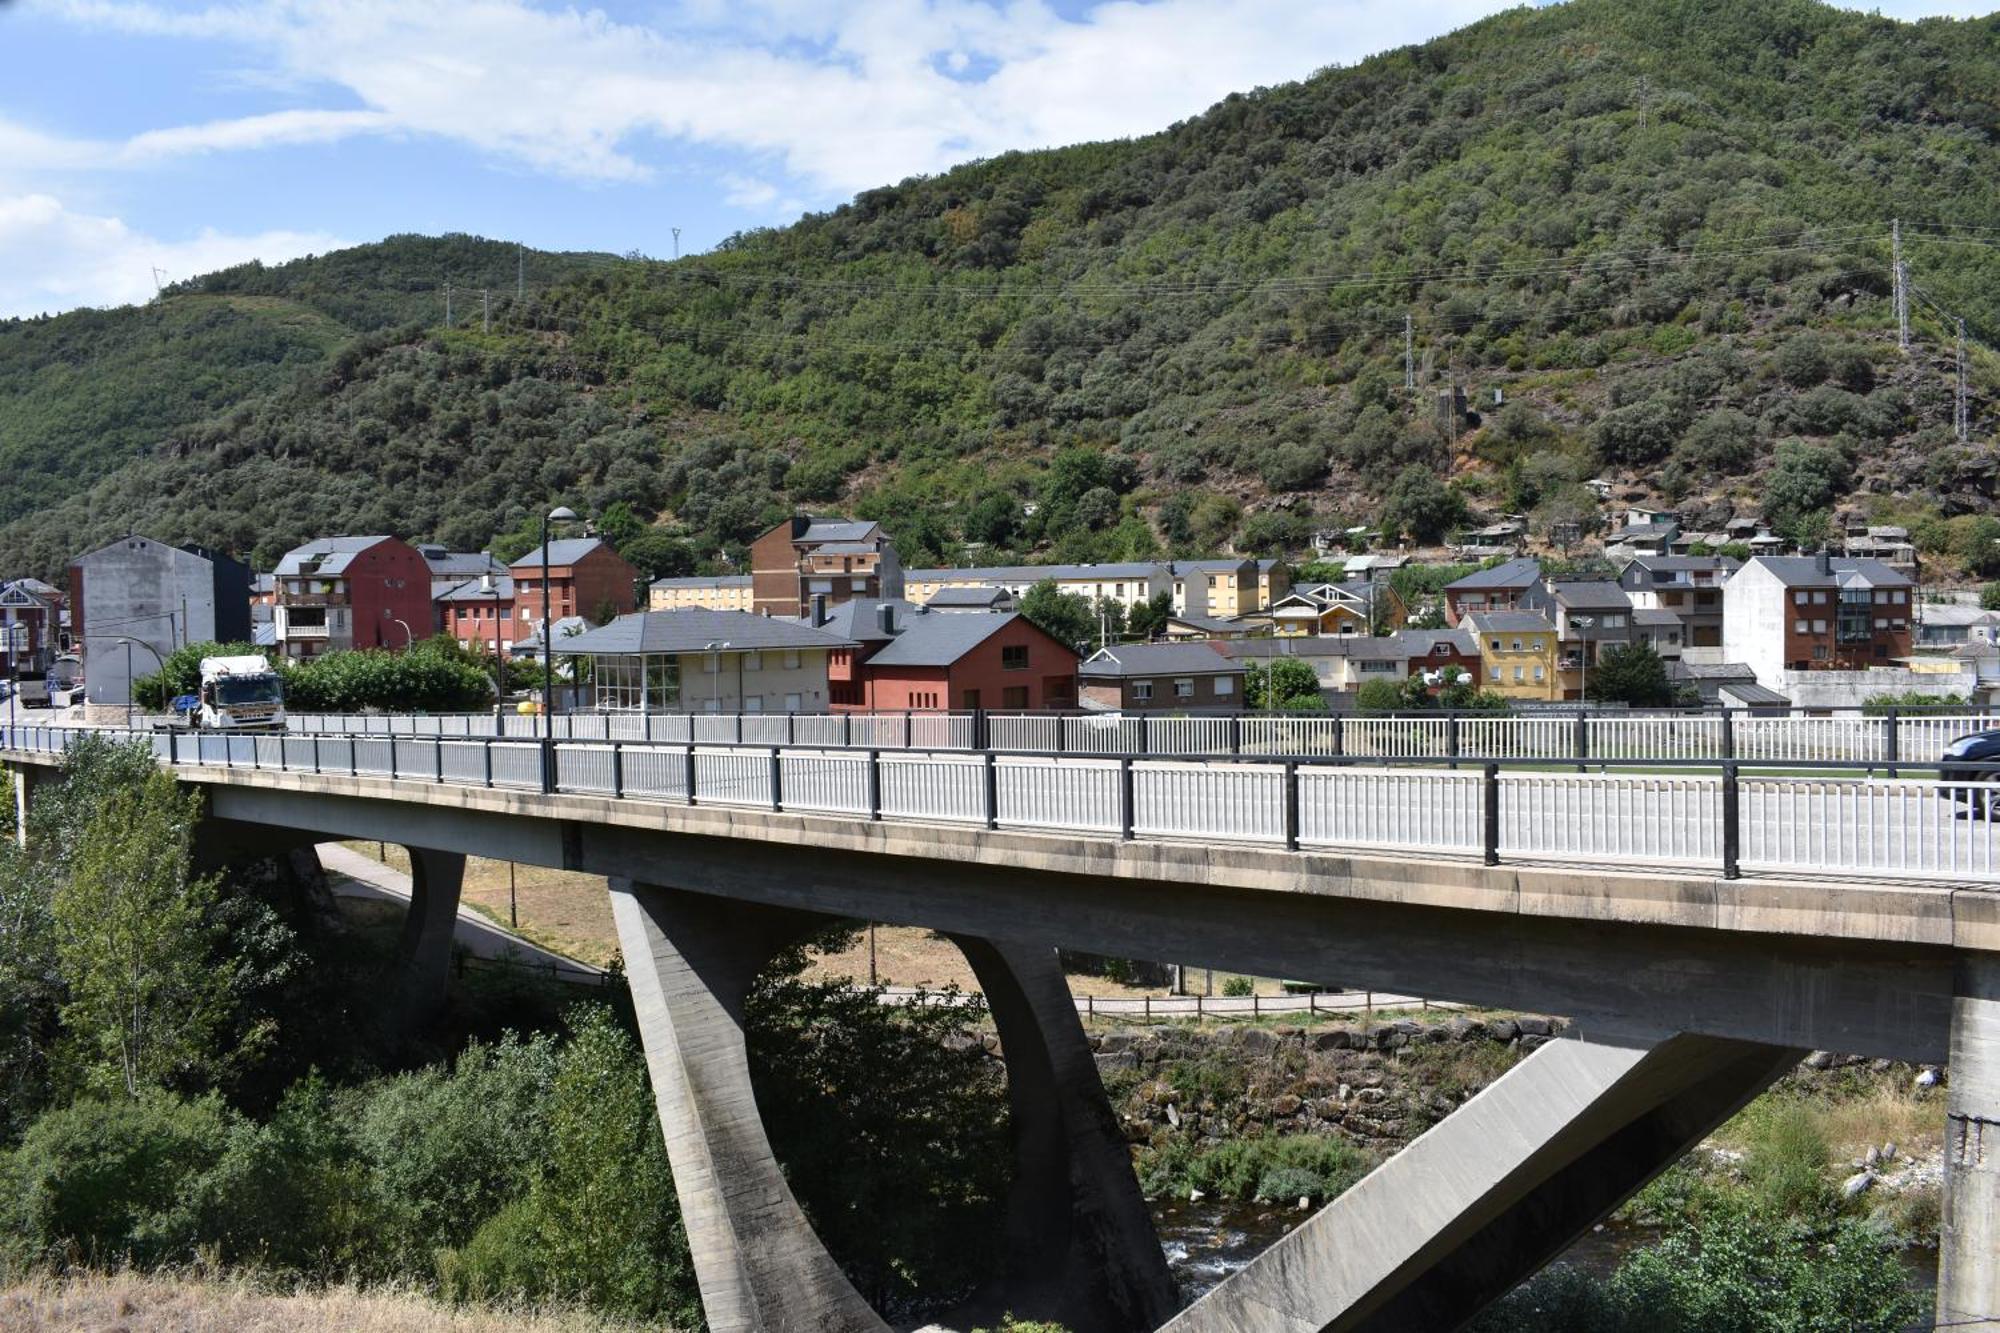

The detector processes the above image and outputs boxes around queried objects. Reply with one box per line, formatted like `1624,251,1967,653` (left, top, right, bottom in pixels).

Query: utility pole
1893,219,1910,353
482,289,490,334
1957,317,1971,444
444,281,453,328
1404,312,1416,390
150,267,169,297
672,227,681,260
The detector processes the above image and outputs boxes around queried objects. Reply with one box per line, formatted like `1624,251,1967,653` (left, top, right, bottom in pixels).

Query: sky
0,0,1991,318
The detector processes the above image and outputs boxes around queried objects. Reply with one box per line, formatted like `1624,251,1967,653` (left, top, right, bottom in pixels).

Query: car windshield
216,676,282,706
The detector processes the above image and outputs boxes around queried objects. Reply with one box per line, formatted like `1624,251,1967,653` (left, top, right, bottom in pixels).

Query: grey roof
510,616,592,653
926,585,1013,608
436,575,515,602
1632,608,1683,626
1921,606,2000,628
1082,643,1243,677
651,575,751,590
510,538,612,569
1623,555,1741,574
798,519,880,545
808,598,923,643
1673,660,1758,681
867,612,1037,668
1548,582,1633,611
909,562,1164,583
1464,611,1556,634
1720,682,1791,707
423,550,505,578
1222,636,1394,661
556,609,855,656
809,541,883,556
1616,522,1679,540
1393,629,1478,655
275,535,397,576
1166,614,1245,633
1445,558,1542,592
1750,556,1913,589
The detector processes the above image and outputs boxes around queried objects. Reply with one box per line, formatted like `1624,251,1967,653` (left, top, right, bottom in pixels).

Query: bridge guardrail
11,722,2000,887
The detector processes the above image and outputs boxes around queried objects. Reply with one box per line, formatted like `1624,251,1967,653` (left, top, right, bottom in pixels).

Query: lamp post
704,640,731,712
478,573,505,721
391,617,415,650
541,506,578,744
1568,615,1596,705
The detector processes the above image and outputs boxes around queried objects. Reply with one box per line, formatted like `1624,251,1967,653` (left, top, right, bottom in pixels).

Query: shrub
1221,976,1255,998
1,1094,230,1269
1737,1099,1835,1222
1776,332,1830,388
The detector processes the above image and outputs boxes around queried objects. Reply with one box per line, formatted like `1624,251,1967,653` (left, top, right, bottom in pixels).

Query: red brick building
509,539,639,641
273,535,433,659
751,516,903,618
0,578,64,675
813,600,1077,710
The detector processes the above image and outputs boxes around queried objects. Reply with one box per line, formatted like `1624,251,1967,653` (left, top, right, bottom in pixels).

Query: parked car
1941,730,2000,819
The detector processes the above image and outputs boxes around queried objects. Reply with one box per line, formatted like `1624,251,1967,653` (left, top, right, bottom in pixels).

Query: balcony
283,622,330,639
281,593,347,608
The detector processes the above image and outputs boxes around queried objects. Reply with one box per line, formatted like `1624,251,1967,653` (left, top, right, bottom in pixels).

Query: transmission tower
1404,313,1415,390
444,281,453,328
1957,317,1971,444
1892,218,1910,352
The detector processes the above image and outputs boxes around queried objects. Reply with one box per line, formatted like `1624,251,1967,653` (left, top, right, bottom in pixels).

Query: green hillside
2,0,1998,580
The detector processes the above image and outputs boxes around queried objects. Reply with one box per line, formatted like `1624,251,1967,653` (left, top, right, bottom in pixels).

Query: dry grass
1801,1081,1944,1158
0,1271,658,1333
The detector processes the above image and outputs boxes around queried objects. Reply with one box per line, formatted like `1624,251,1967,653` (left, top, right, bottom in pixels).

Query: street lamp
391,617,415,649
1567,615,1596,704
478,573,505,720
704,640,731,712
541,506,578,748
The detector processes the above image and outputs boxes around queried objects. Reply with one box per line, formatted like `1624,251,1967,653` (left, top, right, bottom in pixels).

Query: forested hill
4,0,2000,582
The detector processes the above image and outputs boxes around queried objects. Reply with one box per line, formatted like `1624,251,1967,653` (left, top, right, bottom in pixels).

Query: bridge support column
392,846,464,1028
953,934,1181,1333
609,878,891,1333
8,760,51,849
1164,1029,1799,1333
1940,954,2000,1332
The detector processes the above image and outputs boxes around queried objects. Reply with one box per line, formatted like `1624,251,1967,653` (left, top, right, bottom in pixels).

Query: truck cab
197,655,286,730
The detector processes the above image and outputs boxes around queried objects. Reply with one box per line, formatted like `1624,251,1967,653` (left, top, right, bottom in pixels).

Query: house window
1002,685,1029,709
1490,666,1503,682
743,652,761,671
1174,678,1195,698
1215,677,1234,697
1813,646,1830,661
785,693,803,711
1133,681,1153,701
1513,666,1524,682
1794,620,1808,634
1001,645,1029,671
1511,639,1522,652
1489,639,1500,652
1812,620,1827,634
1812,590,1828,605
1893,590,1906,604
1794,591,1809,605
1534,665,1545,681
785,651,801,669
744,696,764,712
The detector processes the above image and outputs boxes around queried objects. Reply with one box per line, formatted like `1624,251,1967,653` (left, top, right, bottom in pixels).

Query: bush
1355,679,1403,714
1221,976,1255,998
1776,333,1830,389
1,1094,230,1269
1737,1099,1835,1222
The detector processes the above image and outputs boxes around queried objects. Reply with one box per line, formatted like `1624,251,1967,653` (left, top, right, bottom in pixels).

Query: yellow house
649,575,753,612
1464,610,1562,700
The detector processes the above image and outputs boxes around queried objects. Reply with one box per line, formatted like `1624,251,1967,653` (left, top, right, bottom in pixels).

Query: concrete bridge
8,721,2000,1332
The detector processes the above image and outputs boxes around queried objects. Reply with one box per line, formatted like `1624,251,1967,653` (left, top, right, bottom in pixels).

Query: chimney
878,603,897,636
811,593,827,627
1817,549,1832,576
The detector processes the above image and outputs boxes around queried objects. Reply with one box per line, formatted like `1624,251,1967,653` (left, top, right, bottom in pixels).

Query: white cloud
0,192,346,317
119,108,396,161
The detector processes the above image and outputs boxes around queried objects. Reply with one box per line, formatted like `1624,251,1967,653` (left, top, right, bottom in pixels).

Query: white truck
194,654,286,730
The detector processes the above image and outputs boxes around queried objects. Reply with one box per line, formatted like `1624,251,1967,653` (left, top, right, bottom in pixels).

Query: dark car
1941,731,2000,819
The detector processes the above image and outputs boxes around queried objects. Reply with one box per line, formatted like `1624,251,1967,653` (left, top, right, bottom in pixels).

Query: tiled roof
1750,556,1912,589
510,538,612,569
867,613,1029,668
1548,581,1633,611
1445,558,1542,592
557,609,855,655
1081,642,1242,677
275,535,397,576
798,519,880,545
1464,610,1556,634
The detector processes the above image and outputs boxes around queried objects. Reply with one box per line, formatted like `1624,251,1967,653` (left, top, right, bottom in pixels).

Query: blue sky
0,0,1990,317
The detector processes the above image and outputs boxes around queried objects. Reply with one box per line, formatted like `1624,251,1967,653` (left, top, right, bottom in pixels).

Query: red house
509,539,639,642
273,535,433,659
813,600,1078,711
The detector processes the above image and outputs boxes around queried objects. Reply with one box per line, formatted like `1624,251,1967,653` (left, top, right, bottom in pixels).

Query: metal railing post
735,713,744,745
843,712,853,748
974,708,988,751
1885,707,1900,778
983,751,998,830
1447,713,1460,770
769,746,783,812
786,711,796,746
433,740,444,784
1230,714,1241,755
1119,757,1136,840
1331,714,1345,757
1722,761,1741,880
1136,712,1150,758
905,711,914,749
312,734,321,775
867,748,882,820
1720,708,1735,762
611,742,624,799
540,738,555,794
684,744,698,805
1574,709,1589,773
1482,762,1500,866
482,739,493,789
1283,760,1300,851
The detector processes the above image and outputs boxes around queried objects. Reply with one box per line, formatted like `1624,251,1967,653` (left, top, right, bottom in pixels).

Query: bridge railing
12,722,2000,886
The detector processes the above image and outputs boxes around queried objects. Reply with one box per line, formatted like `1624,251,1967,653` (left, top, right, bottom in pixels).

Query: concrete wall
72,536,226,706
1771,666,1980,709
1721,560,1790,683
684,647,835,713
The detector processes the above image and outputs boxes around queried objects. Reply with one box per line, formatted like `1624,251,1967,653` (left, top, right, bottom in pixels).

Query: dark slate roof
1672,660,1758,681
650,575,751,589
799,519,879,544
1464,610,1556,634
423,550,504,578
1081,643,1243,677
557,609,854,655
807,598,923,643
1549,581,1633,611
1622,555,1741,575
867,613,1023,668
1166,614,1243,633
1220,637,1375,659
1720,682,1791,707
926,585,1013,608
437,576,515,602
275,535,396,576
510,538,611,569
1751,556,1913,589
908,562,1163,583
1444,557,1542,592
1393,629,1478,655
1632,608,1682,626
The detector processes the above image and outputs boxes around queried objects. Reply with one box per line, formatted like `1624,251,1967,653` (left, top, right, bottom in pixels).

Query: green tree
1128,590,1175,639
620,530,695,582
1981,582,2000,611
1585,641,1673,707
52,771,233,1097
1764,440,1849,544
1246,657,1325,711
1019,579,1095,651
1354,678,1402,714
1378,466,1468,545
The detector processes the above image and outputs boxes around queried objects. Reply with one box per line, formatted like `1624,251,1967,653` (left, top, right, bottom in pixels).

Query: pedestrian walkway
319,843,605,985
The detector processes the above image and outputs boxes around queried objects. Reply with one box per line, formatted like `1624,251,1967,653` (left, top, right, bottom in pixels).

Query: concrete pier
1941,954,2000,1332
392,845,464,1027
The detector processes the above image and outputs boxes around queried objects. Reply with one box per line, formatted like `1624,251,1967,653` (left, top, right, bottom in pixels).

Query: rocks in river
1516,1017,1553,1037
1916,1067,1942,1088
1486,1018,1519,1043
